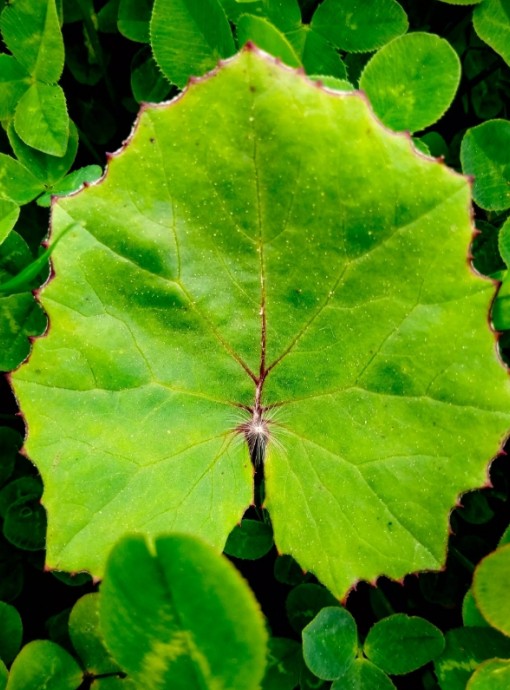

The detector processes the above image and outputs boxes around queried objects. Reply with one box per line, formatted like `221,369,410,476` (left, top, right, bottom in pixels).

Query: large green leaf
12,48,510,598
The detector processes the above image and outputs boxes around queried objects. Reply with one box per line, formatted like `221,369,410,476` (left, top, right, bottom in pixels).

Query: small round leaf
7,640,82,690
471,220,506,280
7,120,79,187
311,0,408,53
468,659,510,690
0,155,44,205
302,606,358,681
461,120,510,211
473,0,510,68
462,589,489,628
237,15,301,68
130,49,172,103
262,637,302,690
150,0,235,87
364,613,444,675
286,584,340,633
0,55,29,121
224,518,274,560
360,32,461,132
473,543,510,636
0,477,43,519
274,555,306,586
418,131,448,158
69,593,121,675
3,497,46,551
14,83,69,157
0,0,64,82
331,658,396,689
100,534,268,690
434,627,510,690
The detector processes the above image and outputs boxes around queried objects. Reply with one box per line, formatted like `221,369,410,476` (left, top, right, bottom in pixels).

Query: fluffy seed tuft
239,409,270,467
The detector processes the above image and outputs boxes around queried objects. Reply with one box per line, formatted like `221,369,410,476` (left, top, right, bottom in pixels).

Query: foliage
0,0,510,688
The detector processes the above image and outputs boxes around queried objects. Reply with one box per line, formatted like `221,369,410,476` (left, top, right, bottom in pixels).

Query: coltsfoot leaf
12,47,510,598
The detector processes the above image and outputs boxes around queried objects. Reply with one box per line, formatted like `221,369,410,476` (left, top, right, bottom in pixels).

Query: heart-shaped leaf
12,47,510,598
310,0,408,53
0,0,64,83
434,628,510,690
302,607,358,680
473,0,510,68
468,659,510,690
363,614,444,675
99,534,268,690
